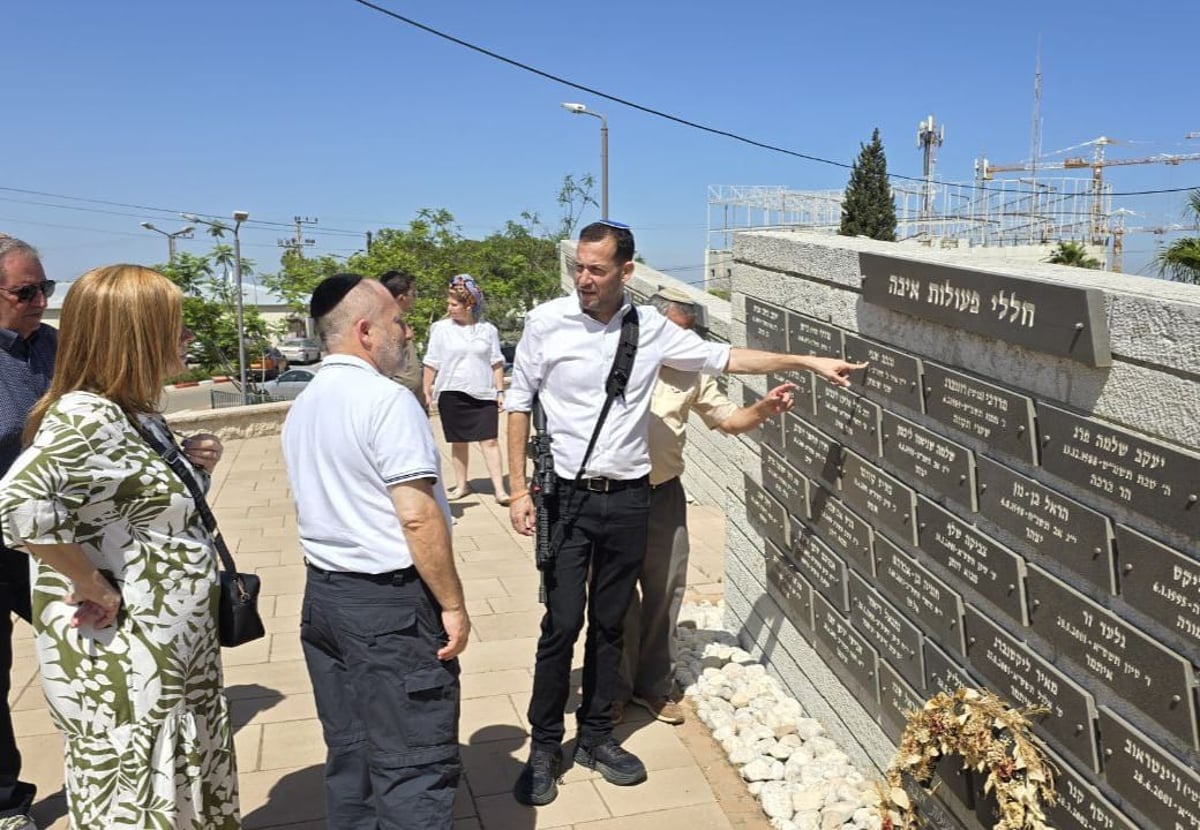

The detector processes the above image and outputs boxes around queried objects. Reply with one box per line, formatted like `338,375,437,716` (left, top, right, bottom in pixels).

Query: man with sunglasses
0,235,56,829
506,221,864,806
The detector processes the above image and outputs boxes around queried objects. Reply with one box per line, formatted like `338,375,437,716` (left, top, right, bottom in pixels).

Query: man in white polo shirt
283,274,469,830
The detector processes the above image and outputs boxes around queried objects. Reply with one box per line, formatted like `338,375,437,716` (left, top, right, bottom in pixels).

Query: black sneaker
513,746,562,806
574,737,647,786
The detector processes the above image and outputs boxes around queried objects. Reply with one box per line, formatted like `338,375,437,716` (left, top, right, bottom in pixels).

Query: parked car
249,347,288,381
278,337,321,365
258,367,319,398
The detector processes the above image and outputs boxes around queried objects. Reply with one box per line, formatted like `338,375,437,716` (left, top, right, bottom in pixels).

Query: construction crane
977,136,1200,246
1111,218,1193,274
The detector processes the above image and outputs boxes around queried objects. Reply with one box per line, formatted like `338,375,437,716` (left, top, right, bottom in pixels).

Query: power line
344,0,1200,199
0,185,365,237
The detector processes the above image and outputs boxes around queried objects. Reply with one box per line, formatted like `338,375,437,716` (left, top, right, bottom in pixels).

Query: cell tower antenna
1030,36,1043,182
917,115,945,237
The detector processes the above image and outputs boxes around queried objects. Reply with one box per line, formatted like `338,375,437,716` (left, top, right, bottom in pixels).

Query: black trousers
300,566,461,830
528,479,650,751
0,547,32,820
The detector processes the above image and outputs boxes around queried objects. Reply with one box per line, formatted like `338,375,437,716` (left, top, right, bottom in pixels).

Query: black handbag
134,419,266,647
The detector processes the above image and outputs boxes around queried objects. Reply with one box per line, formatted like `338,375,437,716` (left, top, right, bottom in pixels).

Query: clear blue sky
4,0,1198,283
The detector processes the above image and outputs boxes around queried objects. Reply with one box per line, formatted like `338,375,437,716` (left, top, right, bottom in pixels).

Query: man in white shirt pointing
506,221,864,806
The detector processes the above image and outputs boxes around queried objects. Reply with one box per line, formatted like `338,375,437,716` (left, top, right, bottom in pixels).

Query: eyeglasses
0,280,55,303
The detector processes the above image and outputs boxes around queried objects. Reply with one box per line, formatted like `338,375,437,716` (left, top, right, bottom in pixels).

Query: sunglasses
0,280,55,303
596,219,631,229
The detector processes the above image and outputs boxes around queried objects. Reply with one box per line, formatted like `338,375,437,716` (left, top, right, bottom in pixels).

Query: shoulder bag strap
132,419,239,576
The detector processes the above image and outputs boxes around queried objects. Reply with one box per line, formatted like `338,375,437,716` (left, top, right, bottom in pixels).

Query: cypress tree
839,128,897,242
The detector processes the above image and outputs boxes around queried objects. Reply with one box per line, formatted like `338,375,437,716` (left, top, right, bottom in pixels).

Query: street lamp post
181,210,252,404
561,102,609,220
140,221,194,263
232,211,249,404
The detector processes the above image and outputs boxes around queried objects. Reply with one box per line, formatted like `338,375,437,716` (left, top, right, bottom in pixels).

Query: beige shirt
391,339,426,409
648,366,737,486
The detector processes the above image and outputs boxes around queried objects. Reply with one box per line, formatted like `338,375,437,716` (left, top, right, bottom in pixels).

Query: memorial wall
723,232,1200,830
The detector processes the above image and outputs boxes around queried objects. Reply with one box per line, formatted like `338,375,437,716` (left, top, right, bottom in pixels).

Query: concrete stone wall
723,231,1200,830
167,400,290,441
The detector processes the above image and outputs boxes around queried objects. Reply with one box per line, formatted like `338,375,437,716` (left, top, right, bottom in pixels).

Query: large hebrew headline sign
859,253,1112,367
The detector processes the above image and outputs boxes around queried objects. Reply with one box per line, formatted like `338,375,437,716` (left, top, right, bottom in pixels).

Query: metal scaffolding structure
707,176,1110,257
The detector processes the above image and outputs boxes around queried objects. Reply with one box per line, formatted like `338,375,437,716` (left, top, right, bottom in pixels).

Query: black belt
558,474,649,493
305,561,418,584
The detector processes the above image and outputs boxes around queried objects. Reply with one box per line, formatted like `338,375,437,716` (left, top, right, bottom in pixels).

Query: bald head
314,279,407,375
316,279,387,349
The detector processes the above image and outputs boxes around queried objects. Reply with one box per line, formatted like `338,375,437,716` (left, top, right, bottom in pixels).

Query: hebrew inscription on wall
735,300,1199,830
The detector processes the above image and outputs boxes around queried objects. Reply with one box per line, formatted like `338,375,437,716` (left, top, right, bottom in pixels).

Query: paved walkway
12,423,770,829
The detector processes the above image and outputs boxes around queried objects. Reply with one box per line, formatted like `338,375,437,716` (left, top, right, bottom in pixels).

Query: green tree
555,173,598,240
839,128,897,242
263,206,563,350
1046,240,1101,269
1156,189,1200,285
157,246,270,377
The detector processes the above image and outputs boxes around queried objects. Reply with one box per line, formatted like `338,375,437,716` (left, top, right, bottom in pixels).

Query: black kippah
310,273,363,319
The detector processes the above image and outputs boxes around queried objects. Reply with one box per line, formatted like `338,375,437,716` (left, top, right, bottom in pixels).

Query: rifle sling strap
574,305,640,484
544,305,640,564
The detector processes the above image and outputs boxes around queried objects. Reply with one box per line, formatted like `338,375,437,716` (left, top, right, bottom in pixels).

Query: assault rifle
529,396,556,604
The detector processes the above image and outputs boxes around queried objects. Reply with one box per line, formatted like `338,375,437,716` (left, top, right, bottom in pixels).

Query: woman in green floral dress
0,265,240,829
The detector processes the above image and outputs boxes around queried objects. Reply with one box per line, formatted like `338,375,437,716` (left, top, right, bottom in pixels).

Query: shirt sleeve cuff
703,343,732,375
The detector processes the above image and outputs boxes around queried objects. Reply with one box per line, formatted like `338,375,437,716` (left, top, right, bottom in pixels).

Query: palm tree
203,219,229,240
1156,190,1200,285
1047,240,1101,269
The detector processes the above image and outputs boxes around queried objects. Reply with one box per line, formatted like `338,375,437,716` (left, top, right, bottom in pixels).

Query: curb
165,377,234,390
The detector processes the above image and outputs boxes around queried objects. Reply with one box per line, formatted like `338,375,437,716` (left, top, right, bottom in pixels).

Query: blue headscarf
450,274,485,321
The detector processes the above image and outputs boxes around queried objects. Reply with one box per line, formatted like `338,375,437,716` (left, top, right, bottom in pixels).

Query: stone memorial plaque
964,606,1101,772
1037,402,1200,541
879,659,925,743
976,456,1115,593
902,779,974,830
782,412,841,488
761,447,809,520
767,371,814,417
743,387,785,450
765,541,814,636
813,383,883,459
813,593,879,707
849,571,925,690
924,640,973,695
841,452,918,545
917,496,1028,624
874,533,966,656
1116,525,1200,663
843,333,925,413
1026,565,1198,747
744,474,788,550
922,364,1038,464
881,412,977,511
790,518,849,612
786,311,842,359
1040,745,1138,830
859,252,1112,366
807,486,874,575
1099,707,1200,830
745,298,787,352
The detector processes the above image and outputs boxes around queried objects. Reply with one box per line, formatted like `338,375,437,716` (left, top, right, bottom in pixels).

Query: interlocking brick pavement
12,418,765,829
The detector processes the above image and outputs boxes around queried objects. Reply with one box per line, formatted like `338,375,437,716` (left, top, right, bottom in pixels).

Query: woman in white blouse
423,275,510,504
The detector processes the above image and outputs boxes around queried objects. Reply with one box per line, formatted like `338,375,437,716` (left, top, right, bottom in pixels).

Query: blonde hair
25,264,183,443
